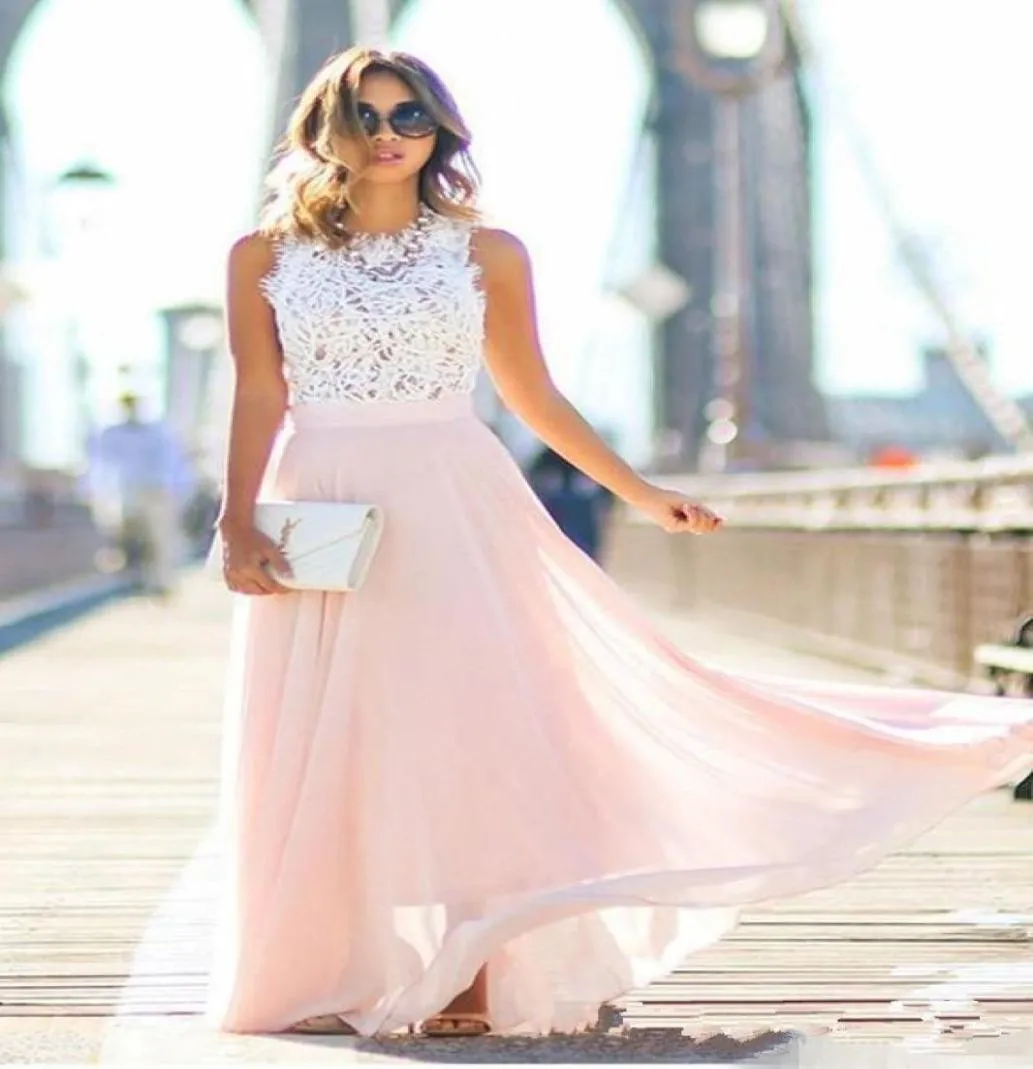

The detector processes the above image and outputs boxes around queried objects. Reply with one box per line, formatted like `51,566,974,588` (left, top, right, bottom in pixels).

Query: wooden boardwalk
2,571,1033,1063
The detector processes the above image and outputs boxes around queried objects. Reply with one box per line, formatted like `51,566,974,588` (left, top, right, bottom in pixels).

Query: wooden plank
2,574,1033,1053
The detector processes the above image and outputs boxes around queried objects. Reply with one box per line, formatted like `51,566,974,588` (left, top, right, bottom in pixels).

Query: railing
663,454,1033,533
0,497,95,529
0,488,103,601
605,454,1033,689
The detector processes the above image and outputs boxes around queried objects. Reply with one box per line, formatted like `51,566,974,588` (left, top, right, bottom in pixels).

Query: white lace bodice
260,208,484,406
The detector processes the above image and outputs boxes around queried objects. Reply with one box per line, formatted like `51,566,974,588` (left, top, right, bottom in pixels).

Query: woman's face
331,71,438,184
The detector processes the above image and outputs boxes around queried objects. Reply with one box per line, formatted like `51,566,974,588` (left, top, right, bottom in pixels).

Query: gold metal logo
277,516,301,556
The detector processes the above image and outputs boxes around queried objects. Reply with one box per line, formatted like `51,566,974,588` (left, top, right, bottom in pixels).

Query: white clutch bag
207,501,385,592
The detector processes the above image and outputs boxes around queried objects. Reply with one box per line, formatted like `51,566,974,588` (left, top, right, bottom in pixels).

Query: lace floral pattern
261,208,485,405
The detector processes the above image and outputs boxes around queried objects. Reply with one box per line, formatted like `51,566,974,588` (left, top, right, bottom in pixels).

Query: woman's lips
372,149,405,164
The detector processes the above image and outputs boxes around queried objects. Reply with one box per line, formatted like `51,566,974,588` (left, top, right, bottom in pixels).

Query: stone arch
0,0,269,465
389,0,652,69
385,0,828,461
0,0,269,250
0,1,44,163
0,0,827,467
383,0,754,464
0,3,39,88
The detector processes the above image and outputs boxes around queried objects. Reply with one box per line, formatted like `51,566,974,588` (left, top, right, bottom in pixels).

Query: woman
210,46,1033,1039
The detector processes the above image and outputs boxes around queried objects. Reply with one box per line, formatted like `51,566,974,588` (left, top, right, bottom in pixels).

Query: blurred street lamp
693,1,779,68
676,0,786,93
675,0,787,472
617,263,693,324
49,162,117,454
158,303,224,452
52,163,117,241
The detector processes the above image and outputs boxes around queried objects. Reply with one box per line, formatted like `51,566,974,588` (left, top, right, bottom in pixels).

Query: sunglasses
355,101,438,140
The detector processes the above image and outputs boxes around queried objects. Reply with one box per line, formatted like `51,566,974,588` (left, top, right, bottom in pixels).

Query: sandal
419,1011,492,1038
285,1014,358,1035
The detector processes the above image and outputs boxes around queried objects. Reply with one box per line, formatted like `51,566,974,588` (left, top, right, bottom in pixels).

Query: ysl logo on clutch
277,517,302,556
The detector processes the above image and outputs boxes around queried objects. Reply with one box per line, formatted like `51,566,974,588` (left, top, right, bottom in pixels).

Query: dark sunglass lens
356,104,380,137
391,102,437,138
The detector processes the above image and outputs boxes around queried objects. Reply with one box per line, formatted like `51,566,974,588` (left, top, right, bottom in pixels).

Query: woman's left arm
472,227,722,535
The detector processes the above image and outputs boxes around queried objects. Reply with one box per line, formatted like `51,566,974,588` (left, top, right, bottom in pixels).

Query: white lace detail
260,208,484,406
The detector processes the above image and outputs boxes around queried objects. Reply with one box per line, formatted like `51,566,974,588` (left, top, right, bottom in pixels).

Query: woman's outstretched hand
630,484,724,535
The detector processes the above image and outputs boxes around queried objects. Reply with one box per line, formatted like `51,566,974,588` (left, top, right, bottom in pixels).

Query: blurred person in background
492,408,612,559
87,392,196,598
492,409,615,560
526,444,614,562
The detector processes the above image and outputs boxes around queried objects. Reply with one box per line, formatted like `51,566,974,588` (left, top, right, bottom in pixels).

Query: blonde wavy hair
260,47,480,246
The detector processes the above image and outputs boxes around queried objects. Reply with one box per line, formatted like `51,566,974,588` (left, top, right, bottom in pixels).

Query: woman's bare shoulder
228,230,280,278
470,227,531,282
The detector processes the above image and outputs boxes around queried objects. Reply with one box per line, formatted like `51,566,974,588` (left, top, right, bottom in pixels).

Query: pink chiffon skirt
205,393,1033,1037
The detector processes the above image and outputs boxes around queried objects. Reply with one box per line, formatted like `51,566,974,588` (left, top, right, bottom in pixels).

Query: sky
3,0,1031,465
802,0,1033,398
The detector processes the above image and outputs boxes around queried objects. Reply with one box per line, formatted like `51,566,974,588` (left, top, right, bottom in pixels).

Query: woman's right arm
216,233,292,595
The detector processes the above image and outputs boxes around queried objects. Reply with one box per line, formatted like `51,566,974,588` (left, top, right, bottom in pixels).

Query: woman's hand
218,519,294,596
630,484,724,535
